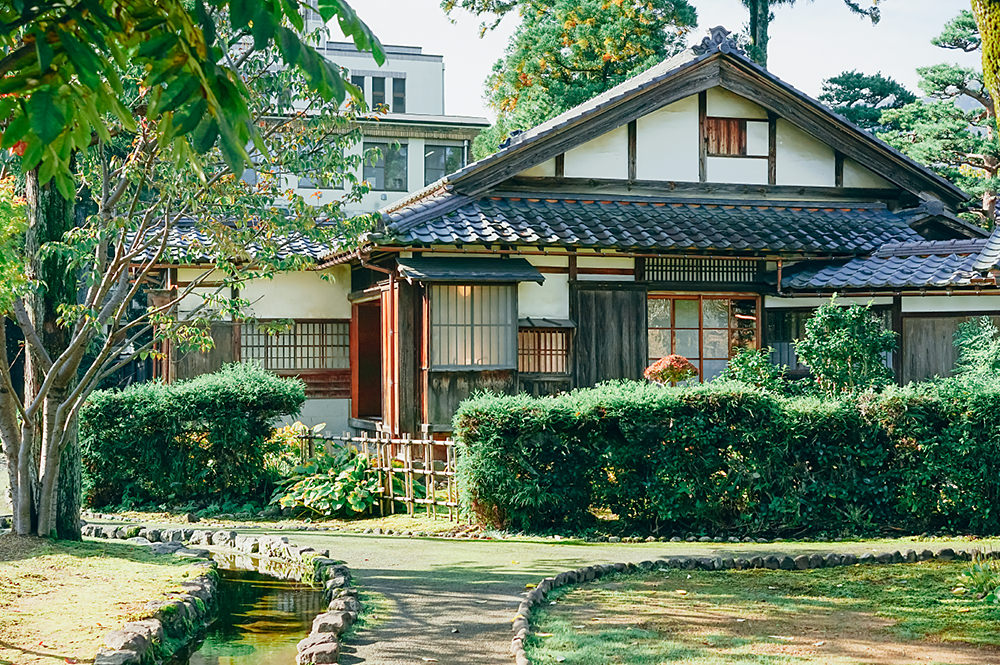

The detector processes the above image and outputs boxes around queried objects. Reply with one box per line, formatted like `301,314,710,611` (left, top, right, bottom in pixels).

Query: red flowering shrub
644,354,698,384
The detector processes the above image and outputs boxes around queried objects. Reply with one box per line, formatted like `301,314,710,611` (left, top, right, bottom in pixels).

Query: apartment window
430,284,516,369
351,74,365,97
241,320,349,371
705,117,769,157
647,295,759,381
424,145,465,186
518,328,571,374
392,78,406,113
364,142,408,191
371,77,385,108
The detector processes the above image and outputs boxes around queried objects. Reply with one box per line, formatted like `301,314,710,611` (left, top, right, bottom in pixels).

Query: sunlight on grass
527,562,1000,665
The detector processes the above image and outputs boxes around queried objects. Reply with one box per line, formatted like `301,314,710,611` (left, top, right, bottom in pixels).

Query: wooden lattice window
645,257,764,285
241,320,349,371
518,328,571,374
429,284,517,369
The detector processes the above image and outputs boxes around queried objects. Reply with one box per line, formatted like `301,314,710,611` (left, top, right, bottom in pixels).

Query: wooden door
571,283,648,387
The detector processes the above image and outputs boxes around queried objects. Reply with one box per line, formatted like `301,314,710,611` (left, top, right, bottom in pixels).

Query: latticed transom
645,257,765,285
518,328,571,374
241,320,349,370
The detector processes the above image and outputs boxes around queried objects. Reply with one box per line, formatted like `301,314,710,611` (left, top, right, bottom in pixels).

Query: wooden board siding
396,280,421,434
901,315,1000,383
171,322,236,381
426,369,516,428
571,283,648,387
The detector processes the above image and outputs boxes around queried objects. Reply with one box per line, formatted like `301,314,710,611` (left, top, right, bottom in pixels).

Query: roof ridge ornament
692,26,743,57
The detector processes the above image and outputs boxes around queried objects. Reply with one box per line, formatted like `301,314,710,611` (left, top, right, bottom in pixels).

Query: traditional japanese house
158,27,1000,435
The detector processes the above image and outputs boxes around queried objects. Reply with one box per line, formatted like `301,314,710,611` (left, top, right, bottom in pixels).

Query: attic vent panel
705,117,769,157
645,257,765,285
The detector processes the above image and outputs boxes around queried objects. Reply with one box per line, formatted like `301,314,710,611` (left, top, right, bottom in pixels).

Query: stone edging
509,546,983,665
84,524,359,665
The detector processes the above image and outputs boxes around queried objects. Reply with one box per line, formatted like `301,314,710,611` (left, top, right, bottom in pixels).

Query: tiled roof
973,226,1000,272
396,257,544,283
784,241,989,290
136,218,338,263
377,194,922,254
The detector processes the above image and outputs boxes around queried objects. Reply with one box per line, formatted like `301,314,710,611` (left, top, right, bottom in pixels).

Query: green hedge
454,380,1000,536
81,363,305,508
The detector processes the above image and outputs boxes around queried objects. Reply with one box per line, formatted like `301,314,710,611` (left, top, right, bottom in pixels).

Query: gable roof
380,27,966,215
374,194,923,256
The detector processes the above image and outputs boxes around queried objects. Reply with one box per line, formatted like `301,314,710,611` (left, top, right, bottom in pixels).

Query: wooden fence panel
303,429,460,521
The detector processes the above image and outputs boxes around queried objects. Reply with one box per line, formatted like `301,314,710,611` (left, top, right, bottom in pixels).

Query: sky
346,0,981,121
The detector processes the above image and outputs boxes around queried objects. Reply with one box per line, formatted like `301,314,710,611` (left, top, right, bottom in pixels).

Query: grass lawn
0,535,205,665
527,561,1000,665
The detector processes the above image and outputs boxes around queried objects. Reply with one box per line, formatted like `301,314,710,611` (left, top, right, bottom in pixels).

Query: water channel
183,561,326,665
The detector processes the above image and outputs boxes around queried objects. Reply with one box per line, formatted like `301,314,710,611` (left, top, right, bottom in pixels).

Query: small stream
183,562,326,665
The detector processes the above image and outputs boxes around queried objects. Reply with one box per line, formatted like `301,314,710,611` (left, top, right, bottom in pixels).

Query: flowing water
184,565,326,665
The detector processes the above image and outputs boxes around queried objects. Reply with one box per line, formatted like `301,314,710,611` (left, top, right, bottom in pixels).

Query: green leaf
28,89,66,143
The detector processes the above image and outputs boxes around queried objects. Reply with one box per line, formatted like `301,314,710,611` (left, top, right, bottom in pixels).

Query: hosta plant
272,446,381,517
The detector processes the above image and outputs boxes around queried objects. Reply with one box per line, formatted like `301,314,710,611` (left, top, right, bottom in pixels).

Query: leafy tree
971,0,1000,118
444,0,697,158
819,71,915,132
794,296,897,395
0,5,381,539
741,0,881,68
717,346,787,393
953,316,1000,378
879,11,999,227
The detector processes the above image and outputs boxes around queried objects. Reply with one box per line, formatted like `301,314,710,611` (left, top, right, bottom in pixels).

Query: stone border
509,546,984,665
84,524,359,665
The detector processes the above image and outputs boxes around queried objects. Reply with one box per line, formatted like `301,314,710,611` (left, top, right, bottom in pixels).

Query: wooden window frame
647,293,762,382
239,318,350,398
428,283,518,370
704,116,770,159
517,327,573,375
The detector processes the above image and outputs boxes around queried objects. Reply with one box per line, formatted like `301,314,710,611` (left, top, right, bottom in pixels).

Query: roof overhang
395,257,544,284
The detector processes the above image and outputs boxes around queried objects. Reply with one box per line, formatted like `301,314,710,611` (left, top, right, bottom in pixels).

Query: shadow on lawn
0,533,188,567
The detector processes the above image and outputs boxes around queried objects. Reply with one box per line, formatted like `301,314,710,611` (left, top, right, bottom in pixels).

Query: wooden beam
834,151,845,187
698,91,708,183
503,176,901,201
627,120,637,180
767,112,777,186
555,153,565,178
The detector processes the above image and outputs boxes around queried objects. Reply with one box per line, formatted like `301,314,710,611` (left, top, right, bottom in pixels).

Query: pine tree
819,71,915,132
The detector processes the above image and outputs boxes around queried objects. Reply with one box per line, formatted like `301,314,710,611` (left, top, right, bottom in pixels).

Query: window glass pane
430,284,516,369
392,78,406,113
674,329,699,357
731,328,757,353
675,299,698,328
703,329,728,358
731,299,758,329
351,75,364,92
364,142,408,191
703,299,728,328
648,298,671,328
648,328,671,359
703,359,728,381
371,77,385,107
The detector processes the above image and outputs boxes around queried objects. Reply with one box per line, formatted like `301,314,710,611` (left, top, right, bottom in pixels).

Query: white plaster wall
242,266,352,320
842,157,893,188
176,268,232,319
635,96,699,181
280,398,352,435
336,51,444,115
776,120,835,186
706,88,768,119
765,296,893,309
564,125,628,179
519,275,570,319
746,121,769,156
522,253,569,267
707,157,768,184
901,295,1000,313
576,255,635,282
519,159,556,178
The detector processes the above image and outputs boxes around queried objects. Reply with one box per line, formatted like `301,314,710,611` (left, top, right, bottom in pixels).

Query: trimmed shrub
81,363,305,508
455,378,1000,536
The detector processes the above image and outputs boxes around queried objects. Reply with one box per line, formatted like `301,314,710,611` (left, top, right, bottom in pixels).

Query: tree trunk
20,168,80,539
747,0,771,67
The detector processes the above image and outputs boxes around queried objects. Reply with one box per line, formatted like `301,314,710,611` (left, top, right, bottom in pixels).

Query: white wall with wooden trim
901,295,1000,313
635,97,699,181
241,266,352,320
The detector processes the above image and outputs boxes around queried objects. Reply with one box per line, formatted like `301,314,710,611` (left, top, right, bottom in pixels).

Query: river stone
94,649,142,665
859,553,877,565
793,555,810,570
104,628,149,652
298,631,340,652
213,530,236,547
312,611,354,635
328,595,361,614
841,553,858,566
823,553,843,567
808,553,824,568
779,556,796,570
122,619,163,644
149,542,184,555
126,537,152,546
918,549,934,561
297,641,340,665
936,548,956,561
763,555,780,569
145,528,161,542
876,552,894,564
174,547,210,559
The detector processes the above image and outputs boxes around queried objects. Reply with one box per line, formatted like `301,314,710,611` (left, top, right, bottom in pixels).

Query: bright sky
348,0,981,120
